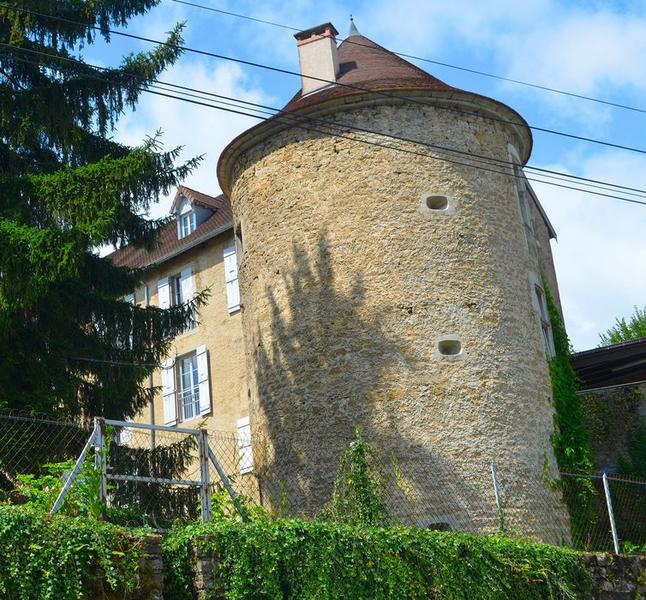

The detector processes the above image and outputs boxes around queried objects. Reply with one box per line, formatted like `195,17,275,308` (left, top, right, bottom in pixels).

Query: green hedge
0,506,144,599
163,519,591,600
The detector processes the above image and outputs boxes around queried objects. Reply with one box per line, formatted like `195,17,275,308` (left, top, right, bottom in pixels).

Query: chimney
294,22,339,96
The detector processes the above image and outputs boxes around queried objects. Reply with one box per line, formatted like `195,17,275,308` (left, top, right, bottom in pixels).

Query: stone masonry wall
183,543,646,600
582,553,646,599
227,97,569,543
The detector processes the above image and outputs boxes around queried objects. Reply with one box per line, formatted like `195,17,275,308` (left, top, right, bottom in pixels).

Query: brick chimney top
294,22,339,44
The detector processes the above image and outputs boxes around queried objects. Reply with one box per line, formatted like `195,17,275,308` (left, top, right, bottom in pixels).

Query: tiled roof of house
282,33,458,112
108,187,233,269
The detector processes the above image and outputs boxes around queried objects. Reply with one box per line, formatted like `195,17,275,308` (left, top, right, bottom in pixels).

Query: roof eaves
148,221,233,268
525,181,557,240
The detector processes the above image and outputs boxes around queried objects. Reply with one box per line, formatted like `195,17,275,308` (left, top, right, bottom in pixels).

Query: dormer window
172,187,216,240
179,210,196,239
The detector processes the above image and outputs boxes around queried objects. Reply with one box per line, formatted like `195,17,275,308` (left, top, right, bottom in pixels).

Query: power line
5,43,646,202
170,0,646,117
74,356,166,368
6,51,646,209
5,48,646,207
4,2,646,159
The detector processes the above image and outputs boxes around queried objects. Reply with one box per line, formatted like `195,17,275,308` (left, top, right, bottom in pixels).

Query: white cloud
534,151,646,350
501,9,646,96
116,58,272,218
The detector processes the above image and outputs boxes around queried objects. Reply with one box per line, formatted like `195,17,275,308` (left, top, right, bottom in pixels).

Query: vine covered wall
0,506,148,600
545,286,596,539
580,385,646,475
162,520,591,600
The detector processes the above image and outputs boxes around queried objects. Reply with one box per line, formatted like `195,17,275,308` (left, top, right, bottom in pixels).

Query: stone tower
218,22,569,542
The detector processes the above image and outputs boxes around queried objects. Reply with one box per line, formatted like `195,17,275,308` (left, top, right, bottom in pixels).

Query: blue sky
90,0,646,350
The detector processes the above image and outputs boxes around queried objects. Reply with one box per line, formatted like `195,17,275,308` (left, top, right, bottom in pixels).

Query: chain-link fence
1,410,644,552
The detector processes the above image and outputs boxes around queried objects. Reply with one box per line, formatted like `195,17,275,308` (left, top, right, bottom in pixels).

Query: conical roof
283,33,457,112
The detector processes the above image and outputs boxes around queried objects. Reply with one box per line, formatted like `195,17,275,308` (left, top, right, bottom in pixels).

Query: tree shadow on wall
251,233,498,530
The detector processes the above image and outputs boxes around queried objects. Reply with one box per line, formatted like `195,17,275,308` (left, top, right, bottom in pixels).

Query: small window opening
425,195,449,211
438,338,462,356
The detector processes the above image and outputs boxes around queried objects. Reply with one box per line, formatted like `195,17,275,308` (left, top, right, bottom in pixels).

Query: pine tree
0,1,204,419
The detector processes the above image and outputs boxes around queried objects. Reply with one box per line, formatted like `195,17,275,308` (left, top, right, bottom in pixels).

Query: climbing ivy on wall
162,519,591,600
544,286,596,539
0,506,144,600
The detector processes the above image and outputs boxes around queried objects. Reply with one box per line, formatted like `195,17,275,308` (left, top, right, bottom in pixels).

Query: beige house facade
110,187,250,444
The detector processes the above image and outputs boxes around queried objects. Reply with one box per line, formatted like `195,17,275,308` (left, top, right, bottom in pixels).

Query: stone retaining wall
177,543,646,600
137,535,646,599
582,553,646,599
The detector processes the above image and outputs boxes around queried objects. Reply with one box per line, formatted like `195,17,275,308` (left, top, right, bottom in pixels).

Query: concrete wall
224,97,570,543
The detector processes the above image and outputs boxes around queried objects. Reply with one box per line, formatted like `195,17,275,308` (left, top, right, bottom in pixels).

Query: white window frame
177,352,200,422
178,210,196,240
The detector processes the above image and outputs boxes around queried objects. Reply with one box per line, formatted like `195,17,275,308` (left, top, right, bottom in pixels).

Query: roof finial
348,14,360,36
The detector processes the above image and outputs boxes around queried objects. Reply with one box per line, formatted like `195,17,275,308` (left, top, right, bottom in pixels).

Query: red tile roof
283,34,457,112
218,30,532,194
108,187,233,269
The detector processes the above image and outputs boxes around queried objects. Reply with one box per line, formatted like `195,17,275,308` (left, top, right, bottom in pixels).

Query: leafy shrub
0,505,144,599
322,428,390,527
163,519,591,600
7,459,104,518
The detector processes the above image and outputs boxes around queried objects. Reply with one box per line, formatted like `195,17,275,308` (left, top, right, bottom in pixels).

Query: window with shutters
178,353,200,421
164,266,196,329
237,416,253,474
223,244,240,313
162,346,211,425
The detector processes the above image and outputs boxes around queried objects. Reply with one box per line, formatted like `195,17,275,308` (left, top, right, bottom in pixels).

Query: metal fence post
50,426,97,515
94,417,108,520
602,472,621,554
491,462,506,533
198,428,212,523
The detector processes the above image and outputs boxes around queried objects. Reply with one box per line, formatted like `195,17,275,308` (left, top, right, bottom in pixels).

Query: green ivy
544,286,596,541
162,519,591,600
0,506,144,599
322,428,390,527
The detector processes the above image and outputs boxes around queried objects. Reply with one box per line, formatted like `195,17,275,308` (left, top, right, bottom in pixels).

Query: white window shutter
196,345,211,415
180,266,195,302
237,416,253,474
158,277,170,309
223,245,240,313
161,360,176,425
